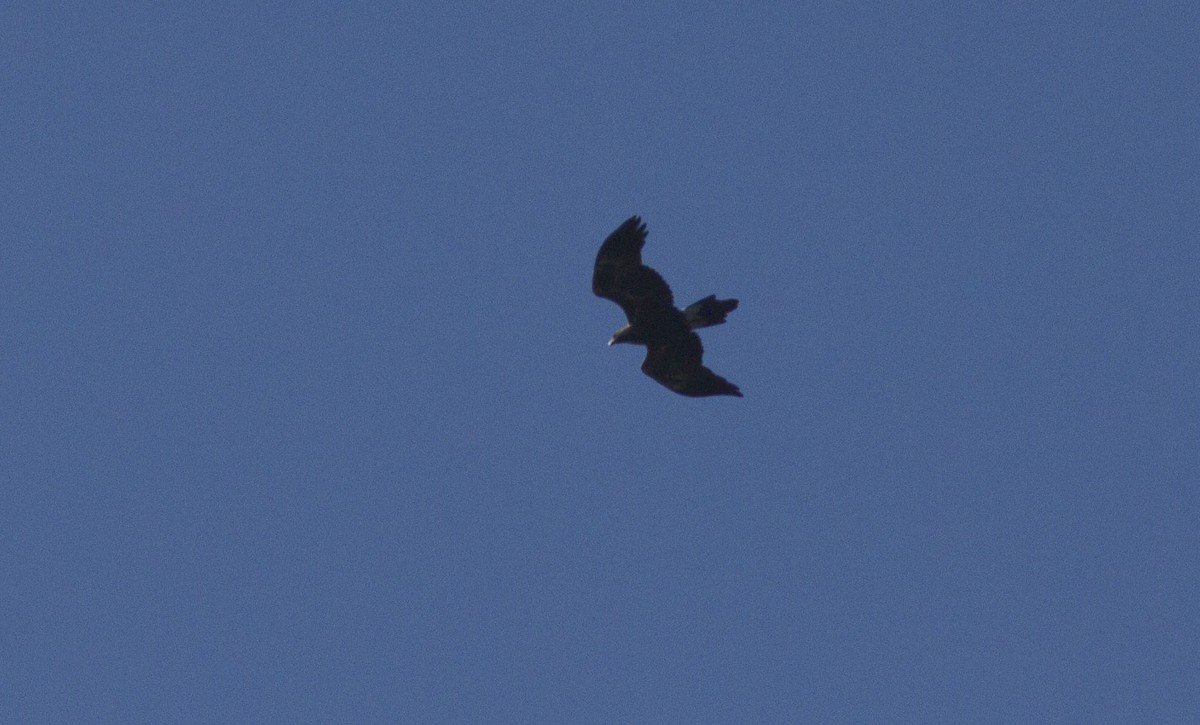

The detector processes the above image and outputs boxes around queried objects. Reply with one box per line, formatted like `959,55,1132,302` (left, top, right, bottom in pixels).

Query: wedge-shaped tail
683,295,738,330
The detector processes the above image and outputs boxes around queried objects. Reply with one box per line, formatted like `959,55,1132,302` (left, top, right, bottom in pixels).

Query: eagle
592,215,742,398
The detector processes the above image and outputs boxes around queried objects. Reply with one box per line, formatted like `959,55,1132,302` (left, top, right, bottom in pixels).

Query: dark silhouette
592,216,742,398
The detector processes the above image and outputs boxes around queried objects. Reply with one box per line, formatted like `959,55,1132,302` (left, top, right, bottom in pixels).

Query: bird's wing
641,329,742,397
592,216,675,324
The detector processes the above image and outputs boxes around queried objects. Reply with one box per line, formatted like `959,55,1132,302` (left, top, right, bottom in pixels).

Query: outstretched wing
592,216,675,324
641,329,743,398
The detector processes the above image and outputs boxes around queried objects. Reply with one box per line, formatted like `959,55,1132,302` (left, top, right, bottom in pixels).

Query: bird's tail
683,295,738,329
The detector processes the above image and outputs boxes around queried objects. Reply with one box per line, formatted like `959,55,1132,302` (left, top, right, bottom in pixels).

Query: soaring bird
592,216,742,397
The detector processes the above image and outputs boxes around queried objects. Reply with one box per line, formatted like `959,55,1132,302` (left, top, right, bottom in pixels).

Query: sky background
4,2,1198,722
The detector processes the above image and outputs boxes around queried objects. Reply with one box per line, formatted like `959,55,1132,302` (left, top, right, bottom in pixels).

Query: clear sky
4,3,1198,722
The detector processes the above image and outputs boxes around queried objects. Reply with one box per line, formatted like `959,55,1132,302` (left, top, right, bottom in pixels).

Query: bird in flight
592,215,742,398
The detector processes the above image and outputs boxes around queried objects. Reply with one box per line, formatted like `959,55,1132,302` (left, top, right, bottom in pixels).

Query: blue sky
4,3,1198,722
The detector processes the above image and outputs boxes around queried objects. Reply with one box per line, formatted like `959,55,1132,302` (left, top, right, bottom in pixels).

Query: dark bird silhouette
592,216,742,397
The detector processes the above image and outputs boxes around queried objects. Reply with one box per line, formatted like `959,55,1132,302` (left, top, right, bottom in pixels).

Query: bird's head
608,325,635,346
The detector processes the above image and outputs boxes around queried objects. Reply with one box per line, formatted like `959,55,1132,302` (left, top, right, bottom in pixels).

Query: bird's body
592,216,742,398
